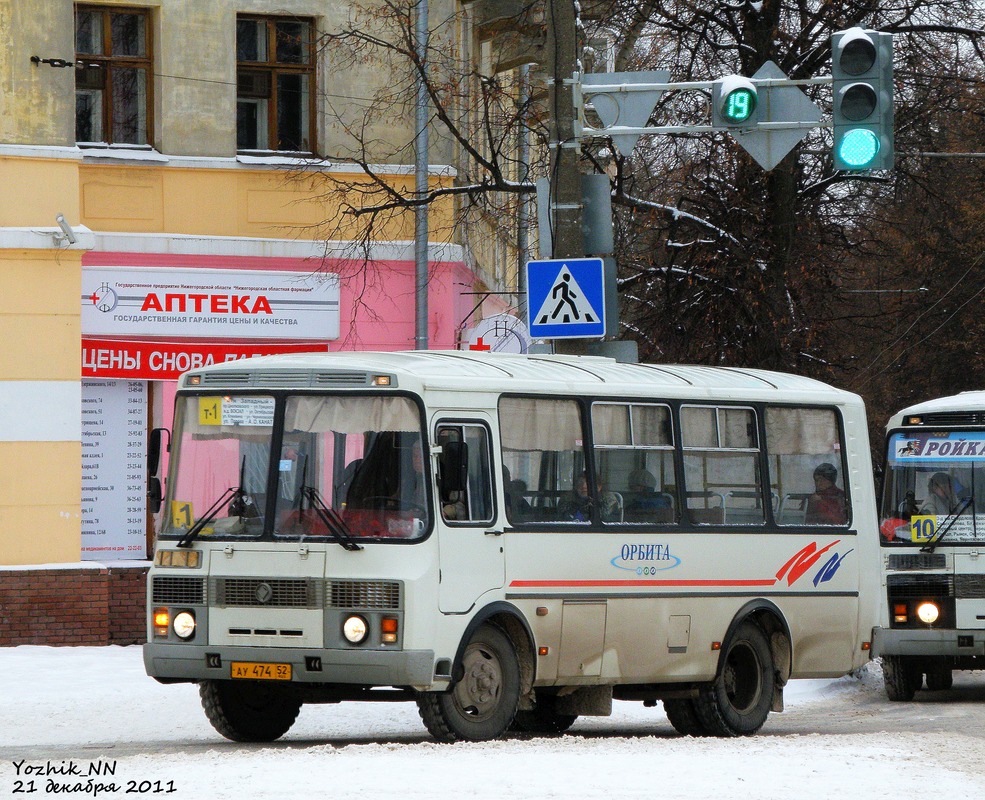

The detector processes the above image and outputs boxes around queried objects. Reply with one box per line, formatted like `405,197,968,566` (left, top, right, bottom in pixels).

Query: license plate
230,661,292,681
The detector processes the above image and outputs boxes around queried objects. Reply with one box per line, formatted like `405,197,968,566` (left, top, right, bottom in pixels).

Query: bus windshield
880,430,985,545
161,393,429,542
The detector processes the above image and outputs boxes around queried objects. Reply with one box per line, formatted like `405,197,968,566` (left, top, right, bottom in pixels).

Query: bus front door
433,416,506,613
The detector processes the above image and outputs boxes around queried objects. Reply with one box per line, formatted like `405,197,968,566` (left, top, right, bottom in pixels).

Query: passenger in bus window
560,472,621,522
805,463,847,525
921,472,958,517
503,466,532,521
625,469,672,515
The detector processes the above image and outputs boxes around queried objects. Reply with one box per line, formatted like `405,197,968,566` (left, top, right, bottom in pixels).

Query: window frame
591,401,678,525
680,404,765,527
74,4,154,147
435,420,496,527
236,13,317,154
765,404,852,528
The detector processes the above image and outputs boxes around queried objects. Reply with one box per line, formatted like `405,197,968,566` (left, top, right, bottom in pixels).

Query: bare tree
306,0,985,394
596,0,985,374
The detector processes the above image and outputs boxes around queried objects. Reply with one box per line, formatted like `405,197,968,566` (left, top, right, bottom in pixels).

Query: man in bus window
805,463,847,525
921,472,958,517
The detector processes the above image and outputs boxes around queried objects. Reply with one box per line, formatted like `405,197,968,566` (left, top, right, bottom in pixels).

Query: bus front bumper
871,626,985,658
143,642,436,687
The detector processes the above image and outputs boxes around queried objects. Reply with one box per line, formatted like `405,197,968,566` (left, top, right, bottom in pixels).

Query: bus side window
437,423,494,525
765,407,849,527
499,397,588,525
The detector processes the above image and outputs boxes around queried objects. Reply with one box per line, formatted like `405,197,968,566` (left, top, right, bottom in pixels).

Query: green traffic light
838,128,880,168
723,88,756,123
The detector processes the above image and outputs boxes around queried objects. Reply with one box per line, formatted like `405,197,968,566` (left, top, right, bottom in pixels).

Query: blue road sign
526,258,606,339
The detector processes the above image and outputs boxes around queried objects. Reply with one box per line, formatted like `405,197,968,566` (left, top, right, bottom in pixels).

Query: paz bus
876,391,985,699
143,351,879,742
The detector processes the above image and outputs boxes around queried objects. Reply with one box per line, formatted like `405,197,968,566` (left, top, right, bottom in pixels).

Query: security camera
55,213,77,245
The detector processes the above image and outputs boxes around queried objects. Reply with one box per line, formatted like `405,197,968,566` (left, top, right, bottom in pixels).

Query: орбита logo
610,543,681,575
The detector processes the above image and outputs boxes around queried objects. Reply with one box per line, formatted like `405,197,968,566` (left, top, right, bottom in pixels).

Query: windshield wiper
921,496,974,553
176,486,241,548
299,486,363,551
177,457,253,548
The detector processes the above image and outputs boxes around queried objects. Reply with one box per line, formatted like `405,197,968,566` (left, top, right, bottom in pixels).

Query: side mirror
148,427,169,477
440,440,469,493
148,476,163,514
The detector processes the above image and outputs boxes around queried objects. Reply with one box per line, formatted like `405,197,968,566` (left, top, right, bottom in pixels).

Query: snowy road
1,645,984,799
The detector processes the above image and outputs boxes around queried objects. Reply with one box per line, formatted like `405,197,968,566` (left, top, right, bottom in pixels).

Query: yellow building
0,0,516,644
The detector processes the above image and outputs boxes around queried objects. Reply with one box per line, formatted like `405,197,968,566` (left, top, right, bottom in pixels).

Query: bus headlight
916,602,940,625
172,611,197,639
343,615,368,644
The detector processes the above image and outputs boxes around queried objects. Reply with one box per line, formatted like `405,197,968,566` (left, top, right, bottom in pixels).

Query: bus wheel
925,663,953,691
882,656,921,701
663,698,707,737
417,624,521,742
694,620,774,737
511,691,578,735
199,680,301,742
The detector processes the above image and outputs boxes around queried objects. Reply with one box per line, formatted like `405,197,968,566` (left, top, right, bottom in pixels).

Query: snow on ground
1,645,983,799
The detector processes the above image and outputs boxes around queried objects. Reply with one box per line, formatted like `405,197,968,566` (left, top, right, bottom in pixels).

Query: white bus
144,351,879,742
876,391,985,699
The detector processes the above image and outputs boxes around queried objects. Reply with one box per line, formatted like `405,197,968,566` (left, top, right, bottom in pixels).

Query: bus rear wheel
417,623,521,742
694,620,775,737
199,680,301,742
882,656,922,701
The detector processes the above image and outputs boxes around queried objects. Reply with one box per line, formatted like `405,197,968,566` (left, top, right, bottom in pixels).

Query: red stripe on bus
509,579,779,588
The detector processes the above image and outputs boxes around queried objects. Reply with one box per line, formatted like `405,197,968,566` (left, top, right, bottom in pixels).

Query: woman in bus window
805,463,847,525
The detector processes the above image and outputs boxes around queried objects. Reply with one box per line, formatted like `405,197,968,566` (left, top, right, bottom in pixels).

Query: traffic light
831,27,894,170
712,76,759,128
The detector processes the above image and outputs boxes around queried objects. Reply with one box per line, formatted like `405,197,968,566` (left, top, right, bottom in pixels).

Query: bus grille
328,580,401,609
212,578,323,608
196,371,250,386
152,576,206,605
887,574,953,598
312,371,374,387
887,553,946,571
917,412,985,426
955,574,985,598
192,370,376,388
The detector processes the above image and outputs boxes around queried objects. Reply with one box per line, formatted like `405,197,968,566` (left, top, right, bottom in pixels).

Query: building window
75,5,152,146
237,15,316,153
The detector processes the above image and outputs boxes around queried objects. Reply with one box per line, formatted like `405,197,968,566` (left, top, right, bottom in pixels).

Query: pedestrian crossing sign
526,258,606,339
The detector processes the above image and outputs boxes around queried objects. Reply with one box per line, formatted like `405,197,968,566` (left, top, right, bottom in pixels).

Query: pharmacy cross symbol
526,257,606,340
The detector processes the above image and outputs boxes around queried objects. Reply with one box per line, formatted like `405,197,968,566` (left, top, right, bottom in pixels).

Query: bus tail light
153,608,170,637
381,617,399,644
